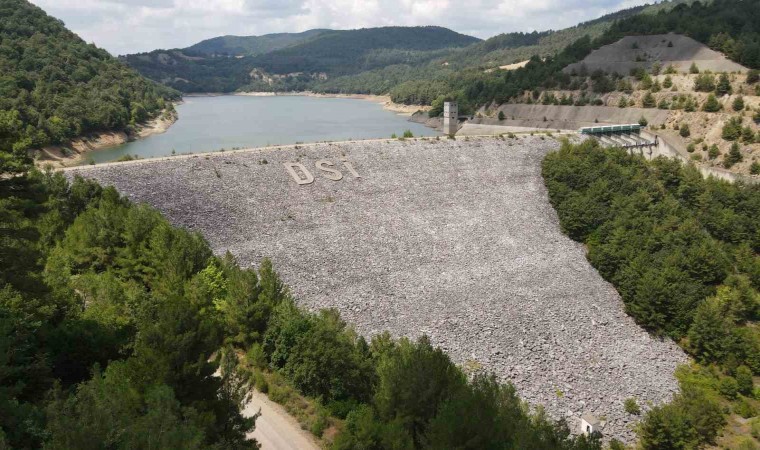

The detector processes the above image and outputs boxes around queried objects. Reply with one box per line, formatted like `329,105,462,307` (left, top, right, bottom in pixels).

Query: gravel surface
68,136,688,442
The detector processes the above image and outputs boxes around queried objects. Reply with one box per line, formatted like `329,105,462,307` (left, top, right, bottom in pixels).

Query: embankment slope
565,34,747,74
66,137,687,442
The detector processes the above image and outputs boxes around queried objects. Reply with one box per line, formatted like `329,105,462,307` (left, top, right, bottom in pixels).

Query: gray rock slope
68,136,688,442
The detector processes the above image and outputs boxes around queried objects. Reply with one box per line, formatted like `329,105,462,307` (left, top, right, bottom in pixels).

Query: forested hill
0,0,179,172
123,26,480,93
185,29,329,56
386,0,760,111
246,26,480,75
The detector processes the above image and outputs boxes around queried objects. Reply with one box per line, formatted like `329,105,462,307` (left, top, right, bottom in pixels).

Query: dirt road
243,389,320,450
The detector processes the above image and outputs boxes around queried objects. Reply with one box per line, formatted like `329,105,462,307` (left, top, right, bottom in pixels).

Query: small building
443,101,458,136
580,413,601,435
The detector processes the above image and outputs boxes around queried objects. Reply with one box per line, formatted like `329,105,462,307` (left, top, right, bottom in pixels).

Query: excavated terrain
67,137,688,442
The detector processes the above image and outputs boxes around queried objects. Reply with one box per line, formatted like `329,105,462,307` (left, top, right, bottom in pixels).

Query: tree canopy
0,0,179,172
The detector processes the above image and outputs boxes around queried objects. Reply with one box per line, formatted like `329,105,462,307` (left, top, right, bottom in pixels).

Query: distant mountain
123,26,480,93
185,29,329,56
247,26,480,75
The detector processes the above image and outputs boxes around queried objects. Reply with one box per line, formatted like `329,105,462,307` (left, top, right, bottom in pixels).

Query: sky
28,0,652,56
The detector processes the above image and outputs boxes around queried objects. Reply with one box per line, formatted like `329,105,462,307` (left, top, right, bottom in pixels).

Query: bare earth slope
67,137,687,442
565,33,747,74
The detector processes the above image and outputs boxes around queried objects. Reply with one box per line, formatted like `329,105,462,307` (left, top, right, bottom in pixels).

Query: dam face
68,136,687,442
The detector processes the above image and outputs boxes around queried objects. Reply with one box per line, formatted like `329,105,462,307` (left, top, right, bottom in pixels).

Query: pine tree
716,73,732,96
642,91,656,108
724,142,743,168
702,94,721,112
732,96,744,111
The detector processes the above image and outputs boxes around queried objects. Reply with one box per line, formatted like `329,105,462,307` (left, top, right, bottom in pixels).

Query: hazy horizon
28,0,653,56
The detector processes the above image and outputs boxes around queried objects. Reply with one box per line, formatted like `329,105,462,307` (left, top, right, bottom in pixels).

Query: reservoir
90,95,438,163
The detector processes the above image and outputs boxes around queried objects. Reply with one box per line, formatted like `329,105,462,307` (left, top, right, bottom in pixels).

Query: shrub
609,439,626,450
694,73,715,92
687,143,696,153
638,116,648,127
708,144,720,159
719,376,739,399
642,91,657,108
268,384,292,404
625,398,641,415
742,126,755,143
747,69,759,84
690,62,700,74
751,162,760,175
663,75,673,88
735,436,760,450
498,111,505,120
722,116,743,140
246,343,267,369
734,397,757,419
402,130,414,138
679,124,691,137
752,417,760,439
618,96,628,108
310,407,328,437
724,142,743,168
253,370,269,394
733,96,745,111
116,154,136,162
703,94,722,112
716,73,732,96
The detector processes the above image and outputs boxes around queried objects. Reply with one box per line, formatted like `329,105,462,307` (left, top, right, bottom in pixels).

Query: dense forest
0,0,179,164
543,139,760,449
185,29,328,56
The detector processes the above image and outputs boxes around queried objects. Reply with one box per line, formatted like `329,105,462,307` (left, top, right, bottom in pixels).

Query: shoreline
34,107,179,168
232,90,430,116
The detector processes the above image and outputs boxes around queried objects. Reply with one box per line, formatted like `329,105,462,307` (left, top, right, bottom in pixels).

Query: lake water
90,95,438,163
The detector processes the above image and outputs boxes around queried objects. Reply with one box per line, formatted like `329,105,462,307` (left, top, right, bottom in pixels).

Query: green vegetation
125,27,479,93
725,142,744,168
703,94,722,112
251,305,603,449
186,29,329,56
0,0,179,165
0,166,260,448
624,398,641,415
543,139,760,449
125,0,699,102
0,163,604,449
734,96,746,112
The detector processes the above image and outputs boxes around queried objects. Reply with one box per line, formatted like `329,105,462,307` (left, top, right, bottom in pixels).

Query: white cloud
28,0,653,55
